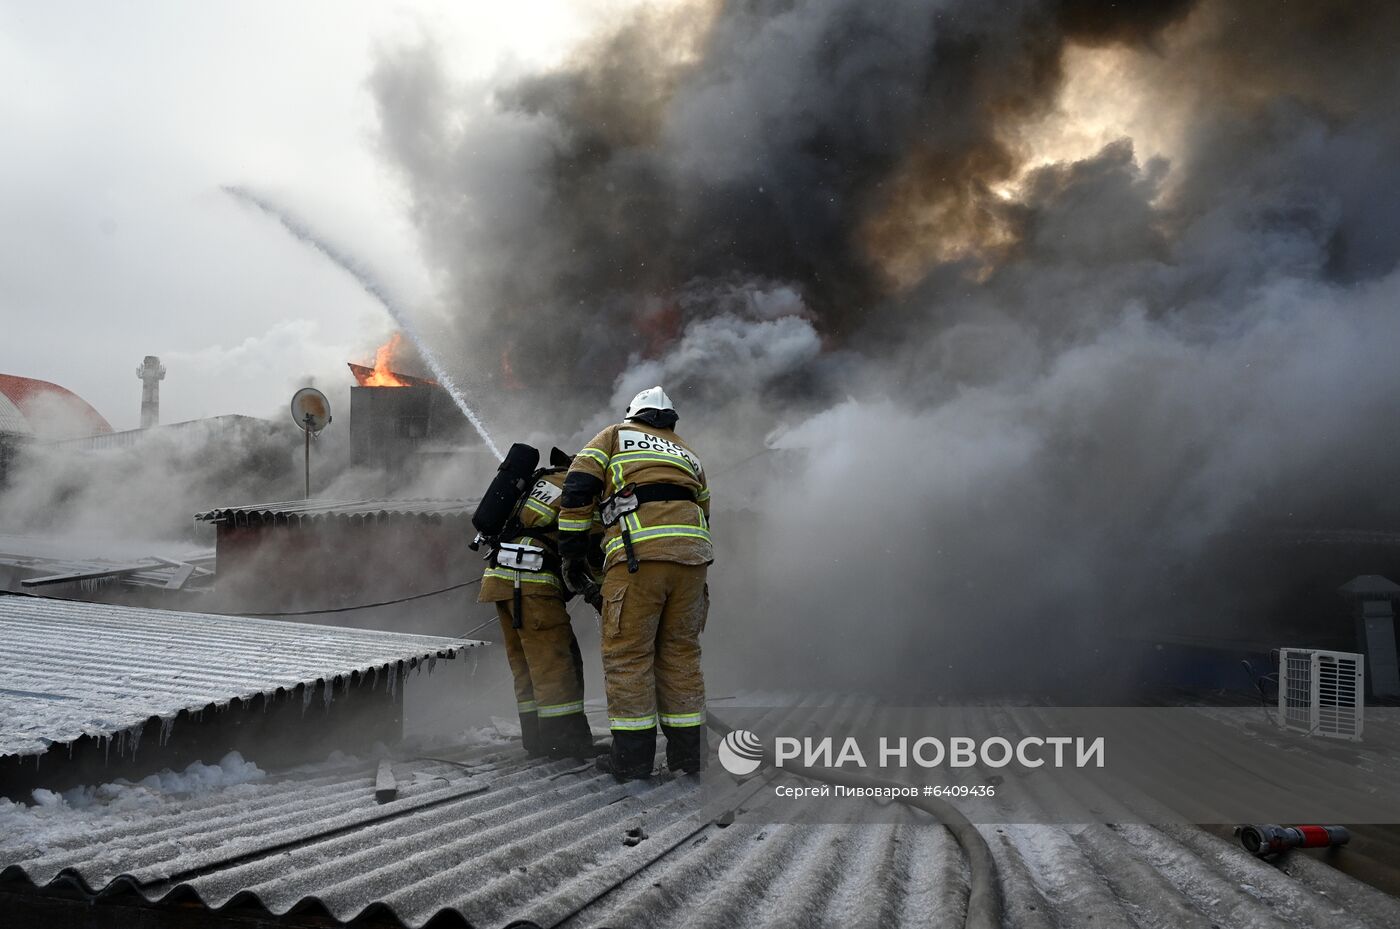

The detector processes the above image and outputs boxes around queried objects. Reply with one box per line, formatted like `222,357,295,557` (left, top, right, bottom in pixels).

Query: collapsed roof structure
0,533,216,601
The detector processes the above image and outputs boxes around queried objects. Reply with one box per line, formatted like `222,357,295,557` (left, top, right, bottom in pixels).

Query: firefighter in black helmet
475,446,597,759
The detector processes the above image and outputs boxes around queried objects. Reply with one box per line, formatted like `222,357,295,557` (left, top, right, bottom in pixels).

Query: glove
563,557,593,596
564,558,602,612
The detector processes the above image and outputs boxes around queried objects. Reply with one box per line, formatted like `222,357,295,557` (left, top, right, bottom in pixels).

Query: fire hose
705,713,1002,929
1238,823,1351,856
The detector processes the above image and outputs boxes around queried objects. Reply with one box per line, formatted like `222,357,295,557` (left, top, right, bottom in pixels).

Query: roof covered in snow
0,595,475,758
194,498,473,526
1,736,1398,929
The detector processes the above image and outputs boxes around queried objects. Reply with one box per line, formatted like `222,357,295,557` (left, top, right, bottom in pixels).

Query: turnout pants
599,561,708,775
495,597,592,758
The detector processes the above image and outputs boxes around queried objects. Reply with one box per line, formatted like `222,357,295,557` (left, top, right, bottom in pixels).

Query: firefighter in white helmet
558,386,712,780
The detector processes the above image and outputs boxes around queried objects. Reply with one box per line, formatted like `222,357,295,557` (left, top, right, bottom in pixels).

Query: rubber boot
662,724,706,774
541,713,598,760
520,711,545,758
595,728,656,782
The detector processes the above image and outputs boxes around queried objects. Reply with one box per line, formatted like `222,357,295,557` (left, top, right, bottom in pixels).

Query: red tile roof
0,373,112,437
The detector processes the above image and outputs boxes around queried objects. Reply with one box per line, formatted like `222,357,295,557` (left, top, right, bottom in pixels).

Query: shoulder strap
496,467,568,545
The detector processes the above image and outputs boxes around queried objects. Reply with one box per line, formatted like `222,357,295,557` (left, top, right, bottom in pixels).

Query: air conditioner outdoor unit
1277,648,1364,741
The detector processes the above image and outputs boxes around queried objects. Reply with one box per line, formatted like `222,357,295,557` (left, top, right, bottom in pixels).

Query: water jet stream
223,185,503,460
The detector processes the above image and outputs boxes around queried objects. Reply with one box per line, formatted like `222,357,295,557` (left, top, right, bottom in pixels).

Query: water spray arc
222,185,503,460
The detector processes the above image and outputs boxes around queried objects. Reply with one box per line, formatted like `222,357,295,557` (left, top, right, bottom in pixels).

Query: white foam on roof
0,596,475,758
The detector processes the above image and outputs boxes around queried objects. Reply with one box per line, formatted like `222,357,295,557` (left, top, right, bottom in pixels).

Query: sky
0,0,603,431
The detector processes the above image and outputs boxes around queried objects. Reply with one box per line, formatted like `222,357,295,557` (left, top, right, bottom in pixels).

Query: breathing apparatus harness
598,482,697,573
471,443,572,629
472,468,569,628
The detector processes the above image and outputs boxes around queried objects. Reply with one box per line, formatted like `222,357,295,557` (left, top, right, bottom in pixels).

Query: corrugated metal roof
0,596,477,758
2,737,1398,928
194,498,474,525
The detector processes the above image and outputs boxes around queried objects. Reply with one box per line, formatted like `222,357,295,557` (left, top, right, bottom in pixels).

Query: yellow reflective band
609,715,657,731
696,488,710,502
483,567,560,587
538,700,585,718
604,525,712,556
518,701,538,713
610,451,698,477
579,447,610,467
659,711,705,727
522,498,555,521
557,517,593,532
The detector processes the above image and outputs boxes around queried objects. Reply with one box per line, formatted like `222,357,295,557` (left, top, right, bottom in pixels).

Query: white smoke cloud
611,311,822,413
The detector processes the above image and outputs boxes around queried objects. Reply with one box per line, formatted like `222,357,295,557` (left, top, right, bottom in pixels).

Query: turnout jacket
558,421,712,573
478,469,567,602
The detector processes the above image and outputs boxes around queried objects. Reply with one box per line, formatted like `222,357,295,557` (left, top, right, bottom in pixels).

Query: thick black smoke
370,0,1400,695
371,1,1209,403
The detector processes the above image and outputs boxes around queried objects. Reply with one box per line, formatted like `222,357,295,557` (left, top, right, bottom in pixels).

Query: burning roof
347,362,436,389
349,333,436,388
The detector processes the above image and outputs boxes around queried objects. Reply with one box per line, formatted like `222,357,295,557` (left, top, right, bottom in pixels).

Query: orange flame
361,333,410,387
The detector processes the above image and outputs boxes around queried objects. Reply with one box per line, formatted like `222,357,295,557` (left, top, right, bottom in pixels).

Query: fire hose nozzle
1237,824,1351,856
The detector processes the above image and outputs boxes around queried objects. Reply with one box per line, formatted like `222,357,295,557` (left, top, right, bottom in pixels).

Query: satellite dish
291,387,331,433
291,388,331,499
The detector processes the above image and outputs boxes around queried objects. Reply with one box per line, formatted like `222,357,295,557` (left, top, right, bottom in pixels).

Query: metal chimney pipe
136,355,166,428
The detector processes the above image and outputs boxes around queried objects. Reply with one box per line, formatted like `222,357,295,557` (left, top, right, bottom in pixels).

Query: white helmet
626,385,675,418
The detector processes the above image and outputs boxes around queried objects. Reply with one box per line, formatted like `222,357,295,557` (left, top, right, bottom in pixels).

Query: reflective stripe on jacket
558,422,712,572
